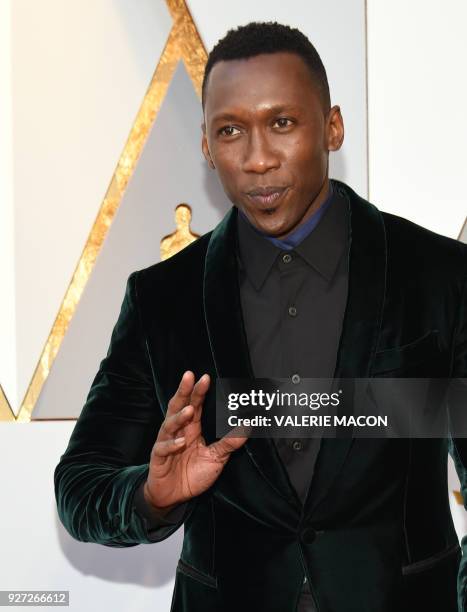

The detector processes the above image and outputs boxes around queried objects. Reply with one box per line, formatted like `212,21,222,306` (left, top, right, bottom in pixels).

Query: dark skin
143,52,344,514
202,51,344,238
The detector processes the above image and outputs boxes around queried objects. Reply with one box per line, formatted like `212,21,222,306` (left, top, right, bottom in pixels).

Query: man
55,22,467,612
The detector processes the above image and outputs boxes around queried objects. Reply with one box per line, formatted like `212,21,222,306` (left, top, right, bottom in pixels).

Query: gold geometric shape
0,384,15,422
160,203,201,260
453,489,465,506
6,0,206,423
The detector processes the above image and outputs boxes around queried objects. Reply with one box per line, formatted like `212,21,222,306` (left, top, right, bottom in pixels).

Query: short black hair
202,21,331,111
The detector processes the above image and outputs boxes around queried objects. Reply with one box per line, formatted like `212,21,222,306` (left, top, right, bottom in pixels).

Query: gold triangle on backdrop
0,384,15,422
0,0,206,423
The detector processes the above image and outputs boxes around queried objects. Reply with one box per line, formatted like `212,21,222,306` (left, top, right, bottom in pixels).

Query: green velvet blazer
55,180,467,612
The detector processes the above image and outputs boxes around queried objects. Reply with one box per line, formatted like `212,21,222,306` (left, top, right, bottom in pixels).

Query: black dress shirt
133,179,350,611
236,180,349,501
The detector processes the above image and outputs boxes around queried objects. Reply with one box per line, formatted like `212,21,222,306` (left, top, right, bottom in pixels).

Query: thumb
209,431,249,460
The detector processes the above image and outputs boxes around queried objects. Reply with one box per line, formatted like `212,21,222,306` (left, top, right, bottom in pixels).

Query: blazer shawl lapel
304,184,387,516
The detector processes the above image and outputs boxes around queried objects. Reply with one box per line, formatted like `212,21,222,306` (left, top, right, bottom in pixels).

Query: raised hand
143,370,249,513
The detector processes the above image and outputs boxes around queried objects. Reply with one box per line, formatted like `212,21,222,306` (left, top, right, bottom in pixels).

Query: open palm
144,371,248,511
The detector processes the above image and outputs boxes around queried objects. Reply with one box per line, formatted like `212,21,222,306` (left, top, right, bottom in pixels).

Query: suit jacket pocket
176,558,218,589
402,542,461,576
401,543,461,612
372,330,441,375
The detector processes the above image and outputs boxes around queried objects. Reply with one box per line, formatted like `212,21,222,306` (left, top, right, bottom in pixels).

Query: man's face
202,51,344,239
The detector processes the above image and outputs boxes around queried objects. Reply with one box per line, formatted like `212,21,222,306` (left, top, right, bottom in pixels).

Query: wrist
143,481,177,516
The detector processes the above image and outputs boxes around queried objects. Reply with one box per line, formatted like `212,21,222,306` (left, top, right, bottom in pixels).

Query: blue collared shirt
238,180,334,251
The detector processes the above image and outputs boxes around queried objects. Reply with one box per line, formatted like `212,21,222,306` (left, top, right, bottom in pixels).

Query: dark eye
219,125,240,137
273,117,293,128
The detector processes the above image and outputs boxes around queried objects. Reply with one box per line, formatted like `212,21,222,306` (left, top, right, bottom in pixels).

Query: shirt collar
236,179,349,291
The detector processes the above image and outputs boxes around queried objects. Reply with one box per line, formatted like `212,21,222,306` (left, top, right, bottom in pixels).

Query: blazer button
300,527,316,544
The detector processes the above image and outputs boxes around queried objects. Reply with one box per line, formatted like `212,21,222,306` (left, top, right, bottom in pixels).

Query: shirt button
291,373,300,384
282,253,292,264
288,306,297,317
292,440,302,451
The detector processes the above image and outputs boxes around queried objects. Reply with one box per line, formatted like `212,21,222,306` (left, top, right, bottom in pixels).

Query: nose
242,128,280,174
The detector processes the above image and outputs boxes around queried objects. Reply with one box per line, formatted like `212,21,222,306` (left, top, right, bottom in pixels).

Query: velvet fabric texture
54,180,467,611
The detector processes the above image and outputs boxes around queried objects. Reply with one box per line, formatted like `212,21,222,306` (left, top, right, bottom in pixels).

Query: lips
245,186,288,207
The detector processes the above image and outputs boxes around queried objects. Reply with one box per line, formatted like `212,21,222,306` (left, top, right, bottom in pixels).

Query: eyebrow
210,104,301,124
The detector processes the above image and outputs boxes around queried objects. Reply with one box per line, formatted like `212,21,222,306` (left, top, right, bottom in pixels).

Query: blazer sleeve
54,271,195,547
448,258,467,611
132,482,190,529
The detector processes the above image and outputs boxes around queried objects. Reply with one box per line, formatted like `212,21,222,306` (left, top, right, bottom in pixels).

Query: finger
166,371,195,417
151,436,186,461
161,373,211,442
160,404,196,439
189,373,211,417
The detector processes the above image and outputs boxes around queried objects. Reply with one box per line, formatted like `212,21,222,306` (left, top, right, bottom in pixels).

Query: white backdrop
0,1,466,611
367,0,467,238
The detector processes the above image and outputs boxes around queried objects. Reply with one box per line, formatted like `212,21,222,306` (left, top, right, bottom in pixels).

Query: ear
201,123,215,169
326,105,345,152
